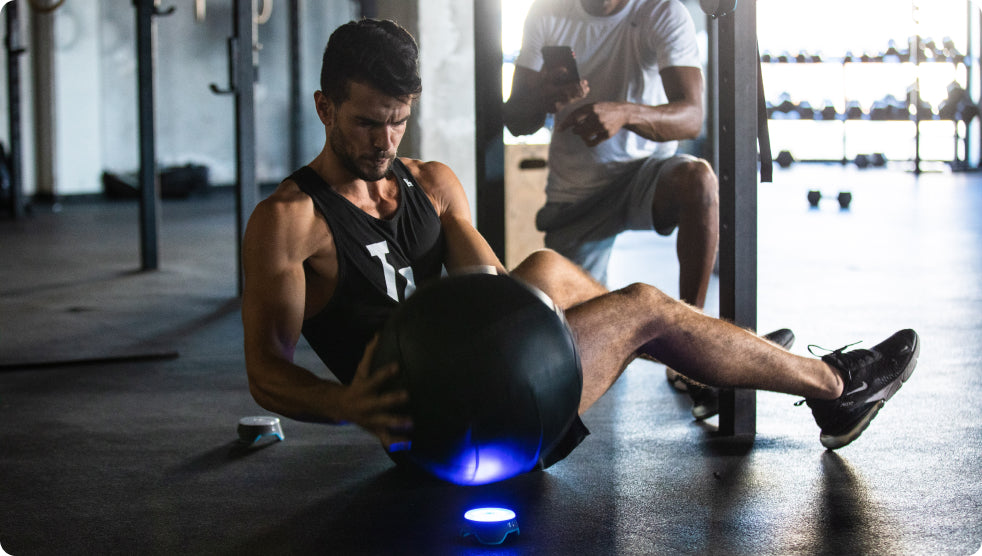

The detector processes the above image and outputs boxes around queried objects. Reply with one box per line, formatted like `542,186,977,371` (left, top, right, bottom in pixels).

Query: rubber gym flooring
0,164,980,555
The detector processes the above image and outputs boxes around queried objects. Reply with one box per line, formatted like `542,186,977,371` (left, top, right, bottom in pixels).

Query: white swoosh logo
845,382,868,396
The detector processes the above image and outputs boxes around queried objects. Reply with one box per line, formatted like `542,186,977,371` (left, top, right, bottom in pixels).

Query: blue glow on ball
425,440,541,486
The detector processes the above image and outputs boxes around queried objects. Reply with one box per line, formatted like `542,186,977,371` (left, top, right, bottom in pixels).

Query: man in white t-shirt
504,0,722,417
504,0,716,301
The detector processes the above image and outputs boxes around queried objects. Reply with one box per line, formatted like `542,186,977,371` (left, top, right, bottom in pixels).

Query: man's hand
558,101,632,147
504,65,589,136
341,336,413,450
542,66,590,114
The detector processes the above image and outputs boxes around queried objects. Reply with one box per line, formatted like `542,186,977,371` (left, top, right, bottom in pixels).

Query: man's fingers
381,433,413,452
353,335,380,380
558,112,582,132
375,415,414,451
365,361,398,385
376,387,410,410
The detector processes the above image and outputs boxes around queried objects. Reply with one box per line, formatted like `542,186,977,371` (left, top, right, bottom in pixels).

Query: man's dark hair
320,18,422,105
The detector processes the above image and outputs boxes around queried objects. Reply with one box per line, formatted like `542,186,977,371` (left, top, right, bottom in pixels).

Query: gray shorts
535,153,698,284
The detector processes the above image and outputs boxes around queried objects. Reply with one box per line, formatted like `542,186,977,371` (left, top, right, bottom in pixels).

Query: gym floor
1,163,980,555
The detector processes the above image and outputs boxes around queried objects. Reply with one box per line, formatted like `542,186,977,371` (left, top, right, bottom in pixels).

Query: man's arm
503,65,590,137
241,188,411,447
406,160,507,274
558,65,704,147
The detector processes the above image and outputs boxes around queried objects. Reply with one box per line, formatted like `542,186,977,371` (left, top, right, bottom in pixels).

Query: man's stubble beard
330,125,395,182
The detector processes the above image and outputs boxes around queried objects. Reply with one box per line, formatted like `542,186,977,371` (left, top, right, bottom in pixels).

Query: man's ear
314,91,334,126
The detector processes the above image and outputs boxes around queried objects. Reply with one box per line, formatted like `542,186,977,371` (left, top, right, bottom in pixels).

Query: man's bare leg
511,249,608,310
509,250,840,414
564,282,843,414
511,249,919,451
651,158,719,309
650,159,721,400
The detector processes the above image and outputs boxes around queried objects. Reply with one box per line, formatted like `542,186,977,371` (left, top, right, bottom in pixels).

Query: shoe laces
806,340,863,359
793,341,865,408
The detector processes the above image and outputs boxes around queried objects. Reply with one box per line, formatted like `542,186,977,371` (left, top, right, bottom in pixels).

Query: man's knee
652,158,718,235
517,248,566,272
513,249,574,286
669,159,718,210
612,282,682,331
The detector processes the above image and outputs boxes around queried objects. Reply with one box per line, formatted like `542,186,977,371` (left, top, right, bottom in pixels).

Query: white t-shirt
515,0,701,203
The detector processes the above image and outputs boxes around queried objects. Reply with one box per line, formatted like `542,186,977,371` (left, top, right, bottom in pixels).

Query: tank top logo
366,240,417,301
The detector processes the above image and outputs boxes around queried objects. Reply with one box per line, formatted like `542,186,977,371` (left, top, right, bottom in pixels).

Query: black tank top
291,160,445,384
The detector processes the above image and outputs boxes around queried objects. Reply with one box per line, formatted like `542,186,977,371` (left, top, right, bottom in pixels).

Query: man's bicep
241,210,308,367
243,263,306,362
660,66,703,105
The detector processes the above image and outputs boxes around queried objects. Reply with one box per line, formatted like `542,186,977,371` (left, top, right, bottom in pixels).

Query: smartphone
541,45,580,84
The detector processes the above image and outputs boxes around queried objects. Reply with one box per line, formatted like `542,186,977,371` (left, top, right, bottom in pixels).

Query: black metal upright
288,0,303,171
705,14,719,172
5,0,25,219
358,0,377,18
134,0,167,270
233,0,258,294
716,0,759,436
211,0,258,294
473,0,505,260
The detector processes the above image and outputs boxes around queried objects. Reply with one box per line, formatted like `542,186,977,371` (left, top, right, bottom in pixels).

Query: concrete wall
375,0,477,220
417,0,476,207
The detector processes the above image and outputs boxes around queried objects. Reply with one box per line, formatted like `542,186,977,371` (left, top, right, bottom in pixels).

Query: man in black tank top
242,19,918,475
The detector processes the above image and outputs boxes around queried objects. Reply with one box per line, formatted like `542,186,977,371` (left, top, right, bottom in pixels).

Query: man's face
322,81,413,182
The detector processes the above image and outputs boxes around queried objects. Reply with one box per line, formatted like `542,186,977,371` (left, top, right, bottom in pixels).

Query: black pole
5,0,25,219
706,14,719,172
135,0,161,270
716,0,759,437
358,0,377,19
233,0,258,295
288,0,303,171
473,0,505,261
209,0,257,295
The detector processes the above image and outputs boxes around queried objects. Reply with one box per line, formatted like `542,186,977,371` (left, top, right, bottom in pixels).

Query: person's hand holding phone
540,46,589,113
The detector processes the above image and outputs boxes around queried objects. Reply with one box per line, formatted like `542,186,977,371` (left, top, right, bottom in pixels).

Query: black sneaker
803,329,919,450
690,328,797,420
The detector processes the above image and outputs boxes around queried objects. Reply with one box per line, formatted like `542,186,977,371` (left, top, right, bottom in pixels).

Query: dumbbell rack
762,34,974,174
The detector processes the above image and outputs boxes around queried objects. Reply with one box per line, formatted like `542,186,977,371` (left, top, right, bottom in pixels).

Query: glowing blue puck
461,507,519,545
237,416,284,444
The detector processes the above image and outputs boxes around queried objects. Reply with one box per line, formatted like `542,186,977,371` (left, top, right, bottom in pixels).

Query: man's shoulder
260,179,314,215
247,179,322,238
396,157,461,217
397,158,454,186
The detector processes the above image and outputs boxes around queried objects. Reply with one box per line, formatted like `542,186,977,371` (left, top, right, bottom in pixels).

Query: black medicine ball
372,272,582,485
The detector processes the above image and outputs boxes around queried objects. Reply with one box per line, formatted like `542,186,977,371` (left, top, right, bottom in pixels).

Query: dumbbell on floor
807,190,852,209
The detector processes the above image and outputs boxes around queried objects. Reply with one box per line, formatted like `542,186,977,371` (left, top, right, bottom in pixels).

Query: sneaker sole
819,331,920,450
665,367,690,393
692,402,719,420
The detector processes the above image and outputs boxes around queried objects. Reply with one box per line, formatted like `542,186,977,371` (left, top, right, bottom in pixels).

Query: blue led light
461,507,520,545
464,507,516,523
